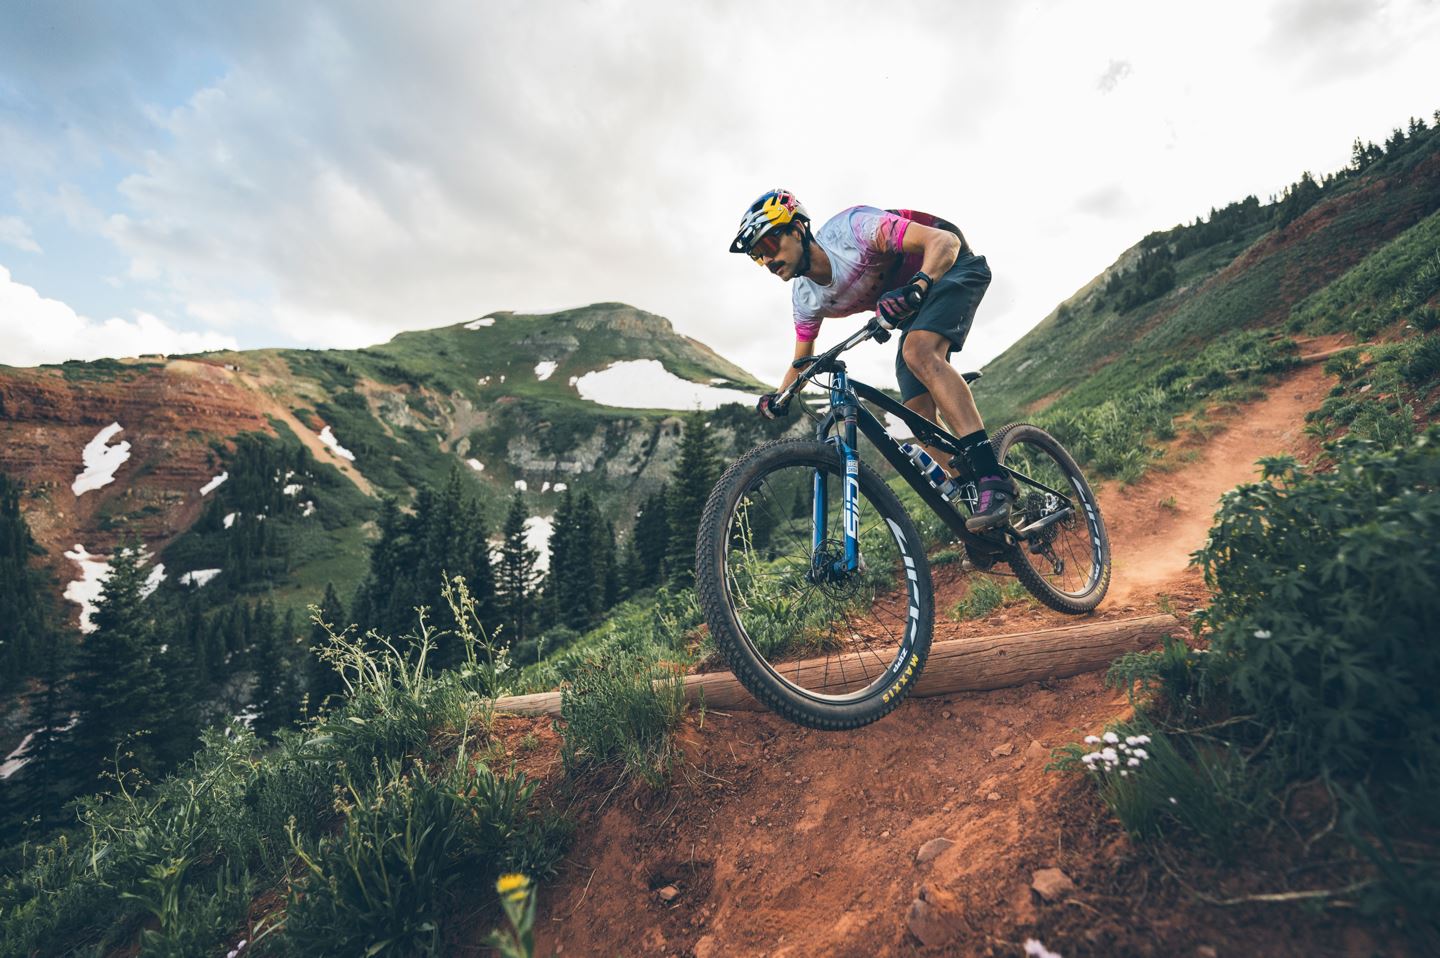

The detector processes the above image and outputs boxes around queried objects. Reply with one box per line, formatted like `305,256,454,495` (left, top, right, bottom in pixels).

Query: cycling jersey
792,207,964,342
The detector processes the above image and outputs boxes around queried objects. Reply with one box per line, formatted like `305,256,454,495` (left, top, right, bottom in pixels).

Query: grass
947,575,1033,621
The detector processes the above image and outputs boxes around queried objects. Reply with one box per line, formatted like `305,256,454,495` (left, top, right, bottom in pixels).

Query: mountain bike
694,318,1110,730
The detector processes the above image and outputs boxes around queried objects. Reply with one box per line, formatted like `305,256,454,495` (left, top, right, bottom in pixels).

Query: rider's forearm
916,232,962,288
779,338,816,392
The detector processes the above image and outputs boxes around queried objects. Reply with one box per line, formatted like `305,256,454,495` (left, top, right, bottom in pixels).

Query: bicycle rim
719,448,927,706
999,426,1110,604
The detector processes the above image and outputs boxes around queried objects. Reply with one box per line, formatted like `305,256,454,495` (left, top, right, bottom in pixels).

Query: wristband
909,270,933,292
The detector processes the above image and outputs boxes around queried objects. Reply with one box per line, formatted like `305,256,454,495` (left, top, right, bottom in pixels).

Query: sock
958,429,1001,479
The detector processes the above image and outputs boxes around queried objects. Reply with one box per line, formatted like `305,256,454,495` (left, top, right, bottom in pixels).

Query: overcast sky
2,0,1437,388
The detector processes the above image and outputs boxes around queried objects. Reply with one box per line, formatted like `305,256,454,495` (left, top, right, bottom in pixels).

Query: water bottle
900,443,960,500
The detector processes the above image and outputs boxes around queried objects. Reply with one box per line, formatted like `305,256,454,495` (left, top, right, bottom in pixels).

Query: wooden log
492,613,1180,717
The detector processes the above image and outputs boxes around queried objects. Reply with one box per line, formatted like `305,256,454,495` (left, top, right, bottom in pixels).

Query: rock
916,837,955,864
986,792,1001,802
991,742,1014,757
906,883,966,947
694,936,718,958
1195,947,1217,958
1030,868,1076,902
942,710,953,719
1024,740,1048,765
657,884,680,902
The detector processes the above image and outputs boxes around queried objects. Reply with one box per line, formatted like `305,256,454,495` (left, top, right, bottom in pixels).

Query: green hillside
977,118,1440,480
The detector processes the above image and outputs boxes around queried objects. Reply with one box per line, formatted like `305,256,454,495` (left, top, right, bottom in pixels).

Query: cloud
0,216,41,253
1096,59,1133,94
0,265,237,365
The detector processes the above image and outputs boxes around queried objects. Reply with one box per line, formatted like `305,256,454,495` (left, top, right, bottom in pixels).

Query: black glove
757,392,791,420
876,272,931,330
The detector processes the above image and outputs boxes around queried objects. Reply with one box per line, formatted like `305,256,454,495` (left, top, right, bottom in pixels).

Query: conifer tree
494,491,539,648
62,545,169,789
308,582,348,714
0,472,51,689
631,486,670,588
667,412,724,585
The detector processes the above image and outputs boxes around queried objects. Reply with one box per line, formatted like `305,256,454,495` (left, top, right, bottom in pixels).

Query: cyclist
730,188,1015,531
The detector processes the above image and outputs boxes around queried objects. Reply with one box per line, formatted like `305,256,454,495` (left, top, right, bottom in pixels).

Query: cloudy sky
2,0,1437,388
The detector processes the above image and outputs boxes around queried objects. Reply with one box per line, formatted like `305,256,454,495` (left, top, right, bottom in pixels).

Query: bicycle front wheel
993,423,1111,613
695,439,934,730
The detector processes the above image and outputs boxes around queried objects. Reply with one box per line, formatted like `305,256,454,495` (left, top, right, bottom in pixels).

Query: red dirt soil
452,346,1413,957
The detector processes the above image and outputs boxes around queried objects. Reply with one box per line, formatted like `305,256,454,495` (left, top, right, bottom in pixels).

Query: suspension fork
811,370,862,576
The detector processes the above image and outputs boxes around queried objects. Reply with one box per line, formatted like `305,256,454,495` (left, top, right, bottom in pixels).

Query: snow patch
514,479,527,492
541,481,551,493
574,360,755,410
553,482,568,492
0,732,37,780
200,472,228,496
464,317,497,329
141,563,165,599
534,361,558,381
467,458,486,472
224,512,237,529
302,501,316,517
318,425,355,461
282,483,303,496
180,569,222,587
63,544,110,633
72,423,130,495
524,515,553,573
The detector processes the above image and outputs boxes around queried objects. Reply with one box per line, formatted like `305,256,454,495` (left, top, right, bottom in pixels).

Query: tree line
0,410,728,840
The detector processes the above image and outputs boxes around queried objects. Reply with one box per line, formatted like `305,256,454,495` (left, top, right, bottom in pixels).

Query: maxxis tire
993,423,1111,615
695,438,934,730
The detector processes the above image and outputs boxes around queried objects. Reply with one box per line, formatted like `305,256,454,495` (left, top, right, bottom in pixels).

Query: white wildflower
1103,731,1119,744
1024,939,1064,958
1101,747,1118,763
1169,796,1178,805
1133,749,1148,760
1127,757,1141,767
1254,629,1272,639
1119,770,1129,777
1084,735,1100,745
1135,735,1151,745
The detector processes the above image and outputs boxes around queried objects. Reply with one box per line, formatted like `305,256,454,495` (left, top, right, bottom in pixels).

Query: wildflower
1125,735,1139,746
1103,731,1119,744
1135,735,1151,745
1254,629,1272,639
496,872,532,904
1101,747,1118,763
1119,770,1129,777
1084,735,1100,745
1168,796,1178,805
1133,749,1148,760
1024,939,1064,958
1127,757,1141,767
1081,753,1097,765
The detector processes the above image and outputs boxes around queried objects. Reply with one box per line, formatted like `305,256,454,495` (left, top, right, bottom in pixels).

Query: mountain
0,303,770,633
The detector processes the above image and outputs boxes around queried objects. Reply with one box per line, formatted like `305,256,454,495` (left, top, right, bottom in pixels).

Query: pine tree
62,545,169,789
0,472,51,689
667,412,724,585
494,491,539,648
308,582,348,714
631,486,670,589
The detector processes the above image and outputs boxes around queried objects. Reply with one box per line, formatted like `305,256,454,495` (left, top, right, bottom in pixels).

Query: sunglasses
748,228,788,263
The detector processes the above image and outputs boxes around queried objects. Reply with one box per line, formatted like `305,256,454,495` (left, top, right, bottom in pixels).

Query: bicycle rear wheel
993,423,1111,613
695,439,934,730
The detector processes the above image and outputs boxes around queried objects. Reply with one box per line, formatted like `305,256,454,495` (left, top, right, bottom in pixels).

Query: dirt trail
456,350,1389,957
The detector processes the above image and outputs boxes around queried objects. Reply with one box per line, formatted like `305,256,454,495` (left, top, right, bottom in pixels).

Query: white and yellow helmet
729,188,809,257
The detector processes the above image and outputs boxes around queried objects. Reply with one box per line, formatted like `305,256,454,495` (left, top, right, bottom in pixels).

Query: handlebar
776,316,890,404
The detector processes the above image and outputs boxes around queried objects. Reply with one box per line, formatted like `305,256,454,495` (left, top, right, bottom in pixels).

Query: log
493,613,1181,717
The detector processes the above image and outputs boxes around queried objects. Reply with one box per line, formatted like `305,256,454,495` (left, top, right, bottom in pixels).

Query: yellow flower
496,872,531,903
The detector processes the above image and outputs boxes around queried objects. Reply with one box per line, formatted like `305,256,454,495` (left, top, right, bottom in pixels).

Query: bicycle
694,317,1111,730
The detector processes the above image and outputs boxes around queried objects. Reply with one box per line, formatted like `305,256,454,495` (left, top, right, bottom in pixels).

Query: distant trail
1098,341,1341,607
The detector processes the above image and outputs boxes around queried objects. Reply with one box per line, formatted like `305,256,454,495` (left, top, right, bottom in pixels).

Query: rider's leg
893,252,1013,531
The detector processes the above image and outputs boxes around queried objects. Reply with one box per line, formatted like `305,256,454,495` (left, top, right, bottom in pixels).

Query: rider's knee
901,335,948,379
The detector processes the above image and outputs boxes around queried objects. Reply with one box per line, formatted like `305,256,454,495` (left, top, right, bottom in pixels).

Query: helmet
729,189,809,256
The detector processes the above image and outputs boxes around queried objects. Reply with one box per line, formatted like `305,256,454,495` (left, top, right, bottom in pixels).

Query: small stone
749,815,758,826
906,883,965,947
1195,948,1217,958
694,936,718,958
1024,740,1048,765
991,742,1014,757
1031,867,1076,902
986,792,1001,802
657,884,680,902
942,710,953,719
916,837,955,863
880,830,891,838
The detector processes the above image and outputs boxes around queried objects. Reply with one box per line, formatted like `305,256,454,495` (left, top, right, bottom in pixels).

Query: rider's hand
876,280,927,330
756,392,791,420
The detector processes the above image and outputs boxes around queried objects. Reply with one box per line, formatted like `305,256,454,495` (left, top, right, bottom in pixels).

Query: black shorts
895,252,992,401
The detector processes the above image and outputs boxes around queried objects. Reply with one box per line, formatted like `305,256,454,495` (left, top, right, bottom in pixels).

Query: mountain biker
730,188,1015,531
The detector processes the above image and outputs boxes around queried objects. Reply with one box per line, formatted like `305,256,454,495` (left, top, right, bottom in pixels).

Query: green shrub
1401,333,1440,385
559,648,687,785
283,759,562,957
1193,434,1440,786
947,576,1030,620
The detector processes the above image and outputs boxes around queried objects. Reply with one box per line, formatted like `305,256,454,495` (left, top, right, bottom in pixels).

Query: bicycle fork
810,372,863,583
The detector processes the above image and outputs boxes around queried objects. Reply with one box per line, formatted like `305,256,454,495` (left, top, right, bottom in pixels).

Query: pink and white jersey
792,206,912,343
